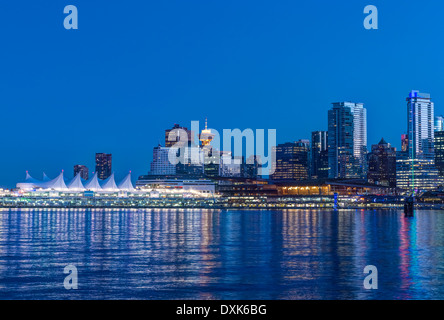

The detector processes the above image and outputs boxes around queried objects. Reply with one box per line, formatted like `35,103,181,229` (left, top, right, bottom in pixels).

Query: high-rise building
271,140,310,181
435,131,444,176
203,148,220,178
397,91,441,191
435,115,444,132
73,165,89,180
165,124,194,147
95,153,112,180
311,131,329,179
149,145,177,175
367,138,397,187
407,90,434,159
175,145,204,177
328,102,367,179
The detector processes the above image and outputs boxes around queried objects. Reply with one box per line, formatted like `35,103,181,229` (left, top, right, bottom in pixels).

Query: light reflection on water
0,208,443,299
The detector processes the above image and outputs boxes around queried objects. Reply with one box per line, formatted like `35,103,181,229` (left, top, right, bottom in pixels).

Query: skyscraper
407,90,434,159
328,102,367,179
165,124,194,147
367,138,397,187
397,90,441,191
311,131,329,179
95,153,112,180
271,140,310,181
149,145,177,175
73,165,89,180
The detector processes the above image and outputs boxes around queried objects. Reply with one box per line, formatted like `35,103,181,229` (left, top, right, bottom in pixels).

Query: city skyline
2,89,443,189
3,1,444,188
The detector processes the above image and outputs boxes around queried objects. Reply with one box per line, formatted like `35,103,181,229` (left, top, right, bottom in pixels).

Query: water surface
0,208,443,299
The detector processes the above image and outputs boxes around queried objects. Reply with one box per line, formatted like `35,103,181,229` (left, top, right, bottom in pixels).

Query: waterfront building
95,153,112,180
396,152,442,191
435,131,444,176
311,131,329,179
271,140,310,181
136,176,215,195
275,179,396,196
165,123,194,147
407,90,435,158
435,115,444,132
73,165,89,180
328,102,367,179
367,138,397,187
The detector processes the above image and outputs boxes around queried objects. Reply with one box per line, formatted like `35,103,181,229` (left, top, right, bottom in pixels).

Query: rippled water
0,208,444,299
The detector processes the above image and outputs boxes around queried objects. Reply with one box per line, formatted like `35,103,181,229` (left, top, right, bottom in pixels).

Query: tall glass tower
407,90,434,159
328,102,367,179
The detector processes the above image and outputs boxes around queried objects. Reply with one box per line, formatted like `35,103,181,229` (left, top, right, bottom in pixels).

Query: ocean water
0,208,443,300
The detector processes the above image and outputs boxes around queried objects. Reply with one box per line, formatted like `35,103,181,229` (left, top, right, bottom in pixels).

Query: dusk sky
0,0,443,188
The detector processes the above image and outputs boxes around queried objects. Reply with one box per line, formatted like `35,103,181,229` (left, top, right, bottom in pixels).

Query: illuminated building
311,131,329,179
199,118,215,147
407,90,434,158
136,177,215,195
328,102,367,179
271,140,310,181
149,145,177,175
74,165,89,180
367,138,397,187
396,153,442,191
95,153,112,180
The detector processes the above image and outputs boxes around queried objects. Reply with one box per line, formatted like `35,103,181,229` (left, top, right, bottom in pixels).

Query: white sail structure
117,172,135,191
101,173,119,191
40,172,68,191
84,172,102,191
67,173,85,191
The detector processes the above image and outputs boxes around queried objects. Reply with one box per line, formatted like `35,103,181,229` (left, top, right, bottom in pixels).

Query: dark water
0,208,444,300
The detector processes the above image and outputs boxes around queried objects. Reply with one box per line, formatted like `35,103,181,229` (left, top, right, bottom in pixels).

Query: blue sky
0,0,443,187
